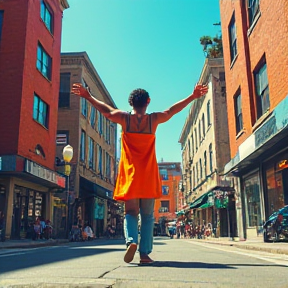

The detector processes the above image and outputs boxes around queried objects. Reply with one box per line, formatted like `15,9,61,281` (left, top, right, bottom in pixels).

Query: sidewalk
190,236,288,255
0,235,124,250
0,238,69,249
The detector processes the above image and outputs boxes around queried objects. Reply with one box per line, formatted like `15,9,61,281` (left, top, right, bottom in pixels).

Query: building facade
220,0,288,239
55,52,121,238
179,58,238,238
154,162,181,235
0,0,69,239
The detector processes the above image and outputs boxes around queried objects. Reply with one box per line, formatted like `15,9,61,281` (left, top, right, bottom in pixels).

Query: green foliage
200,34,223,58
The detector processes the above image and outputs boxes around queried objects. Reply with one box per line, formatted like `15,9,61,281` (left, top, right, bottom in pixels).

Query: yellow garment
113,131,161,201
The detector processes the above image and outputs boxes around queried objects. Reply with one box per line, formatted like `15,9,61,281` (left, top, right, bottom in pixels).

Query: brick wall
0,0,66,170
220,0,288,158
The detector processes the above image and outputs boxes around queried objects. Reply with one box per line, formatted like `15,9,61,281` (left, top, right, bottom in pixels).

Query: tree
200,34,223,58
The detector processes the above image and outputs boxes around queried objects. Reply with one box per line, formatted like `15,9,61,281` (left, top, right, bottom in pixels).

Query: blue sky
61,0,221,162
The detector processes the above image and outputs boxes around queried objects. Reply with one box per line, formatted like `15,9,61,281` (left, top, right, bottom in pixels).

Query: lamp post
62,145,73,237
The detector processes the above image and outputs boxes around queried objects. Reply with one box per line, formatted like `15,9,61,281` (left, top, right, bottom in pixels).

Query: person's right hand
71,83,91,99
192,84,209,99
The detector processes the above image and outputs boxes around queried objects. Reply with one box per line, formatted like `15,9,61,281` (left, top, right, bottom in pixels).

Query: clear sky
61,0,221,162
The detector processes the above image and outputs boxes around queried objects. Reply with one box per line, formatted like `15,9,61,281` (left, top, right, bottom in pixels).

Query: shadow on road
138,261,288,269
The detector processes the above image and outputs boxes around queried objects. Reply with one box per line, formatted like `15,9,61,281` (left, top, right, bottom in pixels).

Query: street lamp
62,145,73,236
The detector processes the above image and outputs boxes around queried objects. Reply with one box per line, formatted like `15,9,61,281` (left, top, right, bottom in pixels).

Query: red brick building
154,162,181,235
0,0,69,239
220,0,288,239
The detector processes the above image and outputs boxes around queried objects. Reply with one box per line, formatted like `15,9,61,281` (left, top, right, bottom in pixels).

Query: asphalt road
0,237,288,288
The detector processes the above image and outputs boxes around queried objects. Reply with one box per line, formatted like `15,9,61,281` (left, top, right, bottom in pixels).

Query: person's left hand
193,83,209,99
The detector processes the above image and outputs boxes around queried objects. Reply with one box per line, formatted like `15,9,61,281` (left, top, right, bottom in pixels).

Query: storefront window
243,173,263,228
265,165,285,217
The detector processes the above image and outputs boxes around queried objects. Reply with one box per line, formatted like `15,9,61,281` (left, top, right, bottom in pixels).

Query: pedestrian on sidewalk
71,82,208,264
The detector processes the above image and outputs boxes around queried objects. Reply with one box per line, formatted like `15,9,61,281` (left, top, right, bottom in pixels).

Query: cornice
59,0,69,11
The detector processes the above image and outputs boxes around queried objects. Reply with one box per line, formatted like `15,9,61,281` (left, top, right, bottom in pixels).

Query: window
192,166,195,188
97,144,102,175
248,0,260,26
204,151,207,178
254,62,270,118
105,152,111,180
244,173,262,227
0,10,4,41
90,106,96,128
229,14,237,63
159,169,168,180
40,0,53,33
202,113,205,136
97,111,103,134
209,144,213,173
33,94,48,128
56,131,69,145
194,128,198,150
198,121,201,143
81,98,87,117
37,43,52,80
207,101,211,126
234,92,243,133
162,186,169,195
88,137,95,170
80,130,86,162
199,158,203,180
196,162,199,183
159,201,169,213
191,135,194,155
59,73,70,108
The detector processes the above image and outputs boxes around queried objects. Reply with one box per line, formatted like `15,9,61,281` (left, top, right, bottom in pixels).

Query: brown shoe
139,254,154,265
124,243,137,263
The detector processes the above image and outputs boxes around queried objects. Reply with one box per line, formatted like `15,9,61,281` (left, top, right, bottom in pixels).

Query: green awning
189,191,214,209
176,210,185,216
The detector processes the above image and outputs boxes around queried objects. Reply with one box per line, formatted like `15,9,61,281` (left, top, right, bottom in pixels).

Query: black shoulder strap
126,112,131,132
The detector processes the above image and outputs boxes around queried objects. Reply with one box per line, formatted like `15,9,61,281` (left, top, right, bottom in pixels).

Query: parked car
263,205,288,242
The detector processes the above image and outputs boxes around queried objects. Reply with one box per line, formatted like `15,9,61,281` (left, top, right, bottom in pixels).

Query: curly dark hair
128,88,149,108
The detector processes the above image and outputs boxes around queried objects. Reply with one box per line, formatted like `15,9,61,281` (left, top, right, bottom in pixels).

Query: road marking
187,240,288,266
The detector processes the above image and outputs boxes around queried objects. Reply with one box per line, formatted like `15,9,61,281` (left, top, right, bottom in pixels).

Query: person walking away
71,82,208,264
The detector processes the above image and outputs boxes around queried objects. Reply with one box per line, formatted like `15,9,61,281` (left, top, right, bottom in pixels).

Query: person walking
71,82,208,264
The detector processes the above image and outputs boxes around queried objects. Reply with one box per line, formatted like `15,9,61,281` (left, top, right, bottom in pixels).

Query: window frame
33,93,49,128
248,0,260,27
80,130,86,162
59,73,71,108
209,144,213,173
229,13,237,63
234,91,243,134
254,61,270,119
88,136,95,170
40,0,53,34
36,43,52,80
207,101,211,126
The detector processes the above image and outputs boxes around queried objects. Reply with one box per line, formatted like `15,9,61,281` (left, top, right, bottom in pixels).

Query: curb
194,239,288,256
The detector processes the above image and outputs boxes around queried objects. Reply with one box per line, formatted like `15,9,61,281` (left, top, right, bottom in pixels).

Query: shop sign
277,159,288,171
25,159,66,188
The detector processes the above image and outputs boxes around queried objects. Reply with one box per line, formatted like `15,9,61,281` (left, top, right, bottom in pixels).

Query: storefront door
11,186,45,239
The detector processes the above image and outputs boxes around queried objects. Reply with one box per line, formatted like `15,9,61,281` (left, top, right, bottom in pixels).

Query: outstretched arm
71,83,126,126
154,84,208,125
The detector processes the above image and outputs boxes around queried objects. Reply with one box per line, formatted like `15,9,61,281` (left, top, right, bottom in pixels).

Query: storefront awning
189,186,235,210
190,191,214,209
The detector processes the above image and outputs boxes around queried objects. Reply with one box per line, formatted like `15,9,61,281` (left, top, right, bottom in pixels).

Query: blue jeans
124,198,155,255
